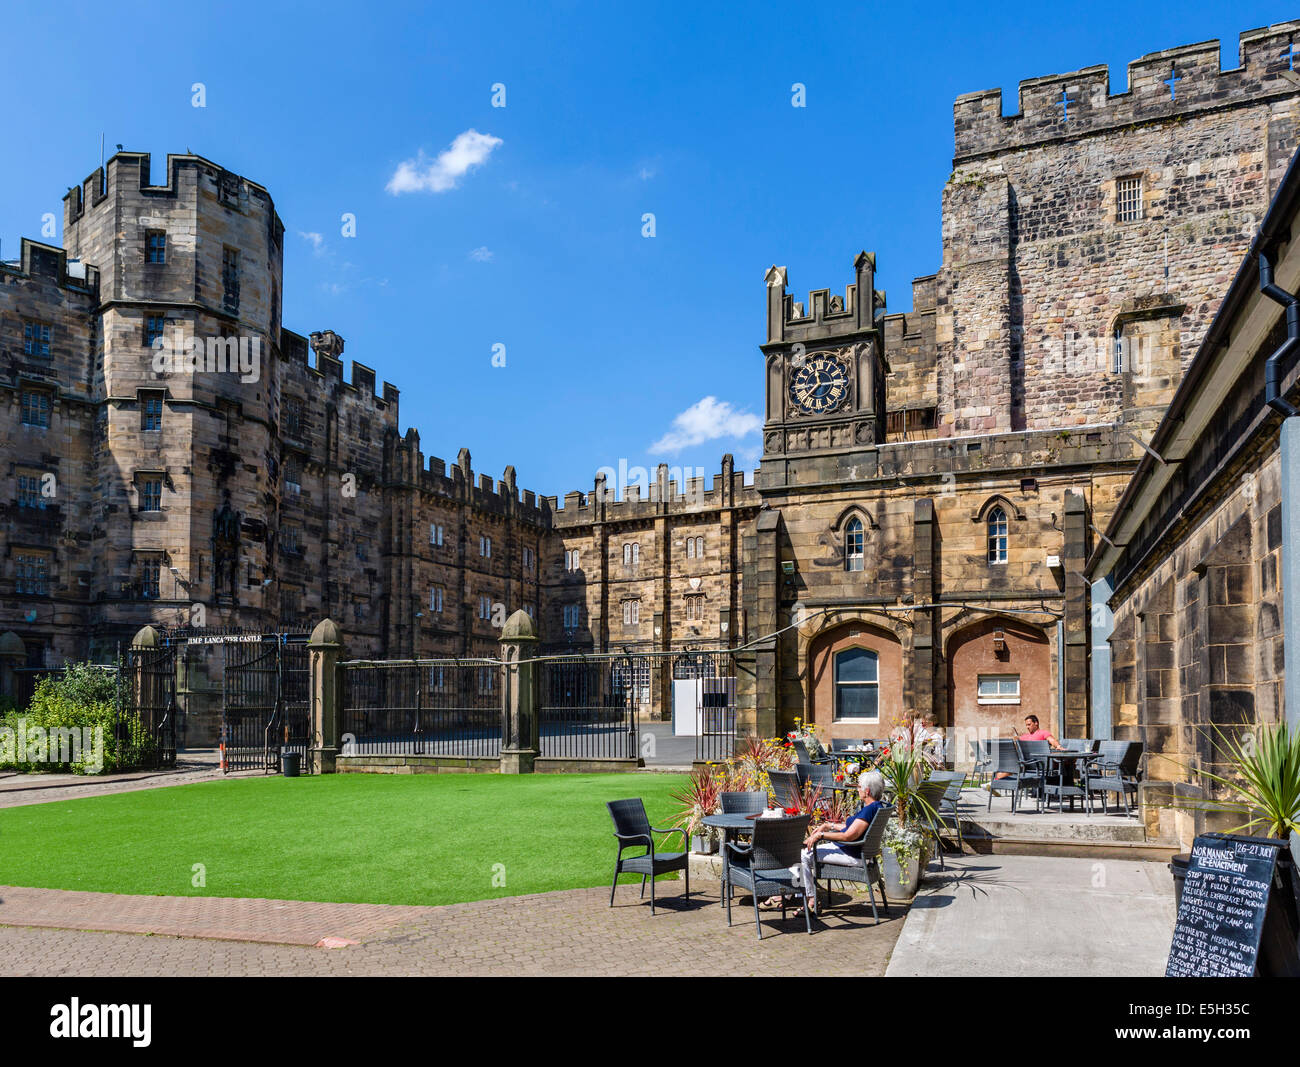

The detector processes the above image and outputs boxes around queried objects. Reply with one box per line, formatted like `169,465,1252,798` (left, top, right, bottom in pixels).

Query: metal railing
340,659,502,758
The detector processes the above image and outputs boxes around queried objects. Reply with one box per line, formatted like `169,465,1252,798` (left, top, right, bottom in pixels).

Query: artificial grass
0,772,689,907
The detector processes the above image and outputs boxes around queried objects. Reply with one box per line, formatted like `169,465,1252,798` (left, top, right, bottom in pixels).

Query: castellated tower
62,152,285,642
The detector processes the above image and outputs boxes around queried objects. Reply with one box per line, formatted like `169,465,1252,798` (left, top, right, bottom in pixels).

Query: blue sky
1,1,1291,497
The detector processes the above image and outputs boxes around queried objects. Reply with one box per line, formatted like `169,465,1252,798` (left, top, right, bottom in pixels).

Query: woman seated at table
793,771,886,914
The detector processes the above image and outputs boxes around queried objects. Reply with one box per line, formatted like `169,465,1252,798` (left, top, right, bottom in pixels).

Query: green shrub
0,663,134,775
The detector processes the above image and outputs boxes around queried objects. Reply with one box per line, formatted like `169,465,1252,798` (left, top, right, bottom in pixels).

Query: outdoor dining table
1038,749,1101,814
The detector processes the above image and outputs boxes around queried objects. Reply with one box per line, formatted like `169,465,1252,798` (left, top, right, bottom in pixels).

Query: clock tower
760,252,886,484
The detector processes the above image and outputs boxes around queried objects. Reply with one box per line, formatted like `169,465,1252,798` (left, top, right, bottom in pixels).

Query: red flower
835,774,844,783
784,806,799,815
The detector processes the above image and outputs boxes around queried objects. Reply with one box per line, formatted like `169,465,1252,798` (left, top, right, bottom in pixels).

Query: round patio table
703,812,789,909
1041,750,1100,814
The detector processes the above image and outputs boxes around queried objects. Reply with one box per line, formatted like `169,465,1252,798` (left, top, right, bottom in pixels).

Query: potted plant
670,766,723,853
874,723,941,900
1170,722,1300,906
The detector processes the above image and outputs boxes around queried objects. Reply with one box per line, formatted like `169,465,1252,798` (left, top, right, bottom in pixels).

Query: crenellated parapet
954,21,1300,163
278,328,398,412
764,251,884,346
0,239,100,295
389,440,552,526
548,455,760,528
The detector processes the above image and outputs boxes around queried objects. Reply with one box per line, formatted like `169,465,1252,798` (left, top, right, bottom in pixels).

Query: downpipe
1259,251,1299,416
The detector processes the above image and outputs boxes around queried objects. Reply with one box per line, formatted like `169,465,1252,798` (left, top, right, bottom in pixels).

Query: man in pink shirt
1018,714,1062,748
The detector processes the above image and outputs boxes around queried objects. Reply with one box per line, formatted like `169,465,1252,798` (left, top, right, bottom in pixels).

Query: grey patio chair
720,790,768,815
986,738,1043,812
830,738,866,754
1087,741,1143,815
913,778,952,869
970,738,993,784
725,813,812,939
606,798,689,915
796,761,839,794
812,804,892,924
792,739,835,766
767,768,803,808
937,771,967,845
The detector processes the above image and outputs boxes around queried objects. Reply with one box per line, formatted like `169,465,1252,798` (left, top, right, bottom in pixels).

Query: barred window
146,230,167,264
23,321,52,358
1116,176,1142,223
478,666,495,693
283,397,303,437
145,313,166,349
17,473,46,509
15,553,49,596
138,558,161,599
139,476,163,512
284,457,301,495
21,390,51,428
282,525,300,554
222,246,240,306
141,391,163,431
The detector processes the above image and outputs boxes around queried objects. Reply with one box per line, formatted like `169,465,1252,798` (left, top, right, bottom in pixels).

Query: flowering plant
670,765,723,838
883,823,925,884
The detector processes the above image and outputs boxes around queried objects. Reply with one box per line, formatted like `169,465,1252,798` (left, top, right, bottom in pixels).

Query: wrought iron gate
119,643,178,769
538,655,641,760
673,650,737,763
221,637,312,773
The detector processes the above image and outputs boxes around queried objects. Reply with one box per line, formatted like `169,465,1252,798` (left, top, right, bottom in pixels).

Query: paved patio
0,882,904,976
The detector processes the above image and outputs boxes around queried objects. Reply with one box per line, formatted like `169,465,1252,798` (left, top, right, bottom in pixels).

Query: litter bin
281,751,301,778
1169,852,1190,910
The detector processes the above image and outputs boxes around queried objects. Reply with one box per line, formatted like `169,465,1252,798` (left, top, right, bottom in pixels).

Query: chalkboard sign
1166,834,1286,977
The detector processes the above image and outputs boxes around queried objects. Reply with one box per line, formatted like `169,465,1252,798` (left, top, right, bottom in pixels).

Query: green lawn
0,772,689,906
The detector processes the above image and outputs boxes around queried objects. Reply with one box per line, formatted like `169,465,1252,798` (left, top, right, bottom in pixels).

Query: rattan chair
767,768,802,808
720,791,768,815
793,739,836,766
811,805,892,924
606,798,689,915
725,814,812,939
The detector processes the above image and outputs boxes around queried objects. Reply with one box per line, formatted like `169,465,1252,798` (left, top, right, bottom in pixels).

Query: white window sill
977,697,1021,705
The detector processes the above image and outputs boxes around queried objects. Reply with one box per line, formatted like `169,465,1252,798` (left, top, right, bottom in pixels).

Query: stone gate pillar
499,609,540,774
308,618,344,774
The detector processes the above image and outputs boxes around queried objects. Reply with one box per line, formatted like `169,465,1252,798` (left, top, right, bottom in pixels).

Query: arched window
844,518,864,572
834,647,878,721
686,538,695,559
987,507,1008,564
623,543,633,565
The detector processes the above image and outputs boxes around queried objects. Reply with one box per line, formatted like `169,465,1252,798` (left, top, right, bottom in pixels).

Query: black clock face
789,355,849,415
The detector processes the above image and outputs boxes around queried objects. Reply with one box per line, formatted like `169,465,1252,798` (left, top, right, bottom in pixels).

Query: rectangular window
478,666,495,694
479,595,492,620
428,665,445,691
21,390,52,428
17,472,46,509
146,230,167,264
139,476,163,512
430,523,444,547
564,549,580,572
138,558,161,599
523,546,534,571
15,553,50,596
141,391,163,431
145,313,166,349
282,525,300,555
23,321,52,358
284,457,301,495
479,535,492,558
283,397,303,437
834,648,879,722
1116,176,1142,223
977,674,1021,705
563,603,580,629
222,246,240,307
430,586,443,613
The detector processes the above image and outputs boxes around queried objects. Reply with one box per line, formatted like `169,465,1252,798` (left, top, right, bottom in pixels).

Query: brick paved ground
0,882,904,976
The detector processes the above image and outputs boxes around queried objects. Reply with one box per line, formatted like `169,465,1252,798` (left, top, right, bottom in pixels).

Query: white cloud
468,246,493,262
386,129,503,195
298,231,324,253
650,396,763,453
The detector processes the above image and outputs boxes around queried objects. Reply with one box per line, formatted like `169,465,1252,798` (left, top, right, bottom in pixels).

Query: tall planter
882,844,922,900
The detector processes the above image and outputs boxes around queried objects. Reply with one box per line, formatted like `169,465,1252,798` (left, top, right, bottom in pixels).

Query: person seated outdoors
992,714,1063,780
795,770,886,914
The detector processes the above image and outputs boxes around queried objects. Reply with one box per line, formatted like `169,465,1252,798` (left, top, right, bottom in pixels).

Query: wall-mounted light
781,561,796,575
993,629,1007,653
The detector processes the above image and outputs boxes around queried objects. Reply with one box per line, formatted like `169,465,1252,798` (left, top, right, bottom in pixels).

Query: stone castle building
3,22,1299,754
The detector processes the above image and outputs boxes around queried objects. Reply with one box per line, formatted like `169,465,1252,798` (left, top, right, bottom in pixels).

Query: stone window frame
972,495,1023,567
14,548,53,597
145,229,167,265
622,598,641,627
429,522,445,548
623,541,640,568
523,546,535,572
16,468,48,510
143,311,166,350
1115,174,1143,224
22,319,52,359
135,470,166,514
845,518,865,572
684,593,706,622
563,602,581,629
832,645,880,723
564,548,580,572
283,395,304,438
139,388,164,432
282,452,304,496
828,505,878,571
221,245,240,309
133,552,164,600
281,524,303,556
429,585,444,613
479,534,492,559
19,386,53,429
